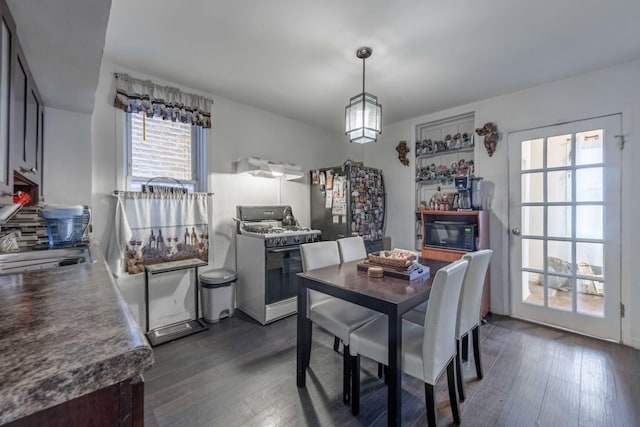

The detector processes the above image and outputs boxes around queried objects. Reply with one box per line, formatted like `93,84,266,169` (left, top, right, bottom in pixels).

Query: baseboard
631,338,640,350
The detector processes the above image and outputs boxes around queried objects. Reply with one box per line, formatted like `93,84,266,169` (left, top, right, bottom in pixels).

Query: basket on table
367,249,418,270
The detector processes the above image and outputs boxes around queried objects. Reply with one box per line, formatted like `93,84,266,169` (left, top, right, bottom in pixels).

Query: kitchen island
0,244,153,426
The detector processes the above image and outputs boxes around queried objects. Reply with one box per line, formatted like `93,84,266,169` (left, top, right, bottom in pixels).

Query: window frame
124,112,207,192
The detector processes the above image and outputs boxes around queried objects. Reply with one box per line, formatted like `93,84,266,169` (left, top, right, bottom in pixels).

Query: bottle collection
126,227,209,274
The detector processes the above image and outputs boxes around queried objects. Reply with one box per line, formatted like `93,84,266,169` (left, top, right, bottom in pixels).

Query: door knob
512,227,521,236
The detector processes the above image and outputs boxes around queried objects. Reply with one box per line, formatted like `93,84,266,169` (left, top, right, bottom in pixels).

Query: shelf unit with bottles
420,208,491,318
414,113,475,250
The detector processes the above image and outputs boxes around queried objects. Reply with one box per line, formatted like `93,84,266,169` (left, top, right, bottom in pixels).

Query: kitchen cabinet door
11,53,26,169
23,85,39,176
38,106,44,200
0,9,13,203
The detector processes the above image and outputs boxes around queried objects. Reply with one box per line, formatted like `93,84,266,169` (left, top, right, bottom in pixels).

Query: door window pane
522,138,544,170
576,129,603,166
522,239,544,270
522,206,544,236
576,167,603,202
547,134,571,168
548,240,572,273
577,280,604,317
548,206,571,238
547,170,572,202
522,172,543,203
577,242,604,278
523,271,544,306
548,277,573,311
576,205,603,239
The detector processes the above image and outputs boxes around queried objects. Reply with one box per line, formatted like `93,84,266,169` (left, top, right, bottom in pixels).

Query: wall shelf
416,146,474,160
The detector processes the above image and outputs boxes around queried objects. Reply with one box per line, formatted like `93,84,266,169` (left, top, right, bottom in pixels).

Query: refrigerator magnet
325,190,333,208
326,170,333,190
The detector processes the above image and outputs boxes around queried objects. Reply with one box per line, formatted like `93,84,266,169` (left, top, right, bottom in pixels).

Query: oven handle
267,246,301,253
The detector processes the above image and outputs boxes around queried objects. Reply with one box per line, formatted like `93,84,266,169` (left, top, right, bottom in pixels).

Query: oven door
265,245,302,305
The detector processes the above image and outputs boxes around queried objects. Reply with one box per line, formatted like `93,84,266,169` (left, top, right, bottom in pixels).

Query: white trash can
200,269,237,323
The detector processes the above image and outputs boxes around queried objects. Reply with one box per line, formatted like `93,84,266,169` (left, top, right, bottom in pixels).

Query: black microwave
424,222,477,251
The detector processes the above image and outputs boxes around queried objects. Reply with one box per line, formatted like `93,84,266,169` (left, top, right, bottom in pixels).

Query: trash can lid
200,269,237,285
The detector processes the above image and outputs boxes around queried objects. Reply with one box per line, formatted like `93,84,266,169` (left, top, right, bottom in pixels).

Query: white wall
43,107,92,206
90,59,346,328
371,59,640,348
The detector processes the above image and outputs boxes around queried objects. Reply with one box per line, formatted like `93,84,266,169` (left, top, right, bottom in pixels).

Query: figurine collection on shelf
415,132,474,156
415,159,474,185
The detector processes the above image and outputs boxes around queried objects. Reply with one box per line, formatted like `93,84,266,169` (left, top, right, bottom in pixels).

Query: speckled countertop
0,245,154,425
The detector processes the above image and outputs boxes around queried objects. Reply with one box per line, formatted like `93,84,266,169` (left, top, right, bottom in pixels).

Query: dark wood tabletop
296,258,450,427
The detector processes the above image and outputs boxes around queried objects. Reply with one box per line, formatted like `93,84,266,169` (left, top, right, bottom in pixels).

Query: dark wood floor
144,312,640,426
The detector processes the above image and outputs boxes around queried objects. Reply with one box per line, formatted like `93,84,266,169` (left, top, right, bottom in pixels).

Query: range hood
234,157,304,180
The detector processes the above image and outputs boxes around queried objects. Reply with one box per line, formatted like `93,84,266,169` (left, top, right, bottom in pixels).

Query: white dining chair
404,249,492,402
333,236,368,352
337,236,385,378
349,259,468,426
300,241,381,404
337,236,368,263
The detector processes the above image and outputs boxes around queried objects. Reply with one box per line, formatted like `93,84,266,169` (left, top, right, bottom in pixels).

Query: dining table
296,258,449,427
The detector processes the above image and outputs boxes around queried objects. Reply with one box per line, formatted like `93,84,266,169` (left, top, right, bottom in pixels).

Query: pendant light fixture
345,46,382,144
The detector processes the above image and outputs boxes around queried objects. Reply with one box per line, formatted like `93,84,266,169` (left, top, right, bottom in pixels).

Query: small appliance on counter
40,205,91,248
455,176,483,211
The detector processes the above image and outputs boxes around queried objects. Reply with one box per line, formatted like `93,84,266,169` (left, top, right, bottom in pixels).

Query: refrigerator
310,161,385,254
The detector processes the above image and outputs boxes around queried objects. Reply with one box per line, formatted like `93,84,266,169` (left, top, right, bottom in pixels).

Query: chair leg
425,383,436,427
334,336,340,353
351,355,360,415
455,339,465,402
343,344,350,404
472,325,484,379
461,334,469,362
304,326,313,368
447,360,461,425
377,363,383,379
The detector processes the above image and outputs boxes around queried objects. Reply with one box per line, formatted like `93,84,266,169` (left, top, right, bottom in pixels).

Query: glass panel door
509,115,621,340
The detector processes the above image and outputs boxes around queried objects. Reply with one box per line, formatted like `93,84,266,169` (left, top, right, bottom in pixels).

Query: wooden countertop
0,244,153,425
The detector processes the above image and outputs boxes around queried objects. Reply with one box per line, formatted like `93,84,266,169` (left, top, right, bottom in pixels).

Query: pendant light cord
362,55,366,94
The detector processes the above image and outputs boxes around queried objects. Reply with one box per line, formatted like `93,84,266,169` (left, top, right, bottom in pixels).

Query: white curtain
107,192,209,276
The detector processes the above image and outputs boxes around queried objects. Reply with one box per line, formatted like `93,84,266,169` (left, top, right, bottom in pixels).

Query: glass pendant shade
345,92,382,144
345,46,382,144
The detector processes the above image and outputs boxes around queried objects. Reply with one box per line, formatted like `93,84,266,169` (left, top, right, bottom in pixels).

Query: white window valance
113,73,213,128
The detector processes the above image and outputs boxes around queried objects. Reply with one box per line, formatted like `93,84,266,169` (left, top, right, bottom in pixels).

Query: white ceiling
9,0,640,133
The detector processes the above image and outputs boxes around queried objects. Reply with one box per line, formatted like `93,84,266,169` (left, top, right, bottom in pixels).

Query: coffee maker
455,176,482,210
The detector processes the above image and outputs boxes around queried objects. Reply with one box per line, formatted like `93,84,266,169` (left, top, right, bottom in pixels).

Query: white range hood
234,157,304,181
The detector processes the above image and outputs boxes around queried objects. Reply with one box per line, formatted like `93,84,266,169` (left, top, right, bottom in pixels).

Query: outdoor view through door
509,115,621,340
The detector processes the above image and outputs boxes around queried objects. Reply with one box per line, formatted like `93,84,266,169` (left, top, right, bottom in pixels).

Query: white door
509,115,621,340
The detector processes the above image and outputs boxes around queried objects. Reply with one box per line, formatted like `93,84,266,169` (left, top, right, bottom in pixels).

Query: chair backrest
300,241,341,308
337,236,367,263
456,249,493,338
421,259,468,384
300,241,341,272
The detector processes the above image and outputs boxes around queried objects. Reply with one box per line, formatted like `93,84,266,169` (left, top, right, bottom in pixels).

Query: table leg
297,279,311,388
388,309,402,426
144,270,150,333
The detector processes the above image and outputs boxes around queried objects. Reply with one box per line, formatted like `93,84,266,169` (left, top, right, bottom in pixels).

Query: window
125,112,207,192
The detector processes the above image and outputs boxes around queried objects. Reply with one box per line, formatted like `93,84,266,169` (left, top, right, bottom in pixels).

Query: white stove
235,206,321,324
